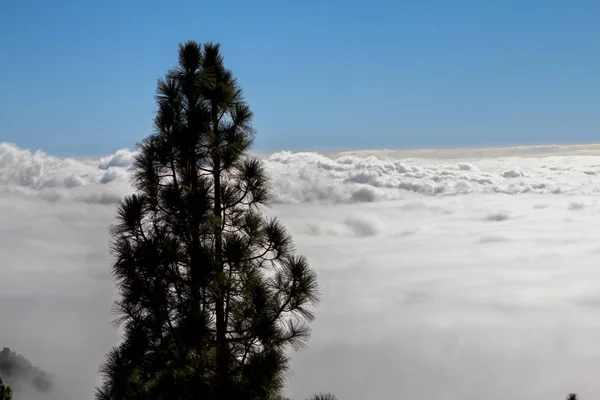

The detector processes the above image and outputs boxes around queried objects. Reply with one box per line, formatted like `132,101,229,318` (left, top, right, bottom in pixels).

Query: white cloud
264,149,600,203
3,142,600,399
97,149,137,170
0,143,133,206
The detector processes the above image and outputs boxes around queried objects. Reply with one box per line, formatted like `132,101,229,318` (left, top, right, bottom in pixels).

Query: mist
2,141,600,399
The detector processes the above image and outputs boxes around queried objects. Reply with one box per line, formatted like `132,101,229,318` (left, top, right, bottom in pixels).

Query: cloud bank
2,141,600,399
5,142,600,207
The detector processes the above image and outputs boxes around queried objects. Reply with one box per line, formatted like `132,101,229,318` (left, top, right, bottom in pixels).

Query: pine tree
0,377,12,400
95,41,320,400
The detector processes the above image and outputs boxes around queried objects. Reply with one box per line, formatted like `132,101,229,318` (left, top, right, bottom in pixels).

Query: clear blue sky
2,0,600,156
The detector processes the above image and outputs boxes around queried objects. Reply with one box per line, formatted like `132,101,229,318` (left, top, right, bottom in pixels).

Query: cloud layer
2,141,600,399
5,141,600,207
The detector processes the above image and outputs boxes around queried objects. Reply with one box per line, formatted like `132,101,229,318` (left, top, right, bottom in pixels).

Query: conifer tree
95,41,319,400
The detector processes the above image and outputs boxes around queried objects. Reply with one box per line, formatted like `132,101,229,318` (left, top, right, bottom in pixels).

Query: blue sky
2,0,600,156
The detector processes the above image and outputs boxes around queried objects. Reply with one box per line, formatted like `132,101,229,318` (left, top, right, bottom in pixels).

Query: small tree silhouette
307,394,337,400
0,377,12,400
566,393,577,400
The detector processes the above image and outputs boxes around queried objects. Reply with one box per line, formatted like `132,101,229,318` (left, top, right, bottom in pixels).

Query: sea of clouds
3,141,600,399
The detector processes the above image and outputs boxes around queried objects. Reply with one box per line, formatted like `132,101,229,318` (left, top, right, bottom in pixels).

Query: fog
2,141,600,399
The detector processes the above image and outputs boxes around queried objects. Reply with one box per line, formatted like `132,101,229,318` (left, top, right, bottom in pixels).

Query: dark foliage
281,394,338,400
0,376,11,400
305,394,337,400
0,348,51,394
95,41,320,400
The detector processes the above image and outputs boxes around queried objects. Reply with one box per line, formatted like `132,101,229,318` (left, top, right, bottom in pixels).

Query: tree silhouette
95,41,320,400
307,394,337,400
0,348,51,394
0,377,12,400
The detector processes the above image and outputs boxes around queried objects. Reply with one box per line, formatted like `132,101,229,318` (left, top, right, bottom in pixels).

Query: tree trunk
212,104,227,391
